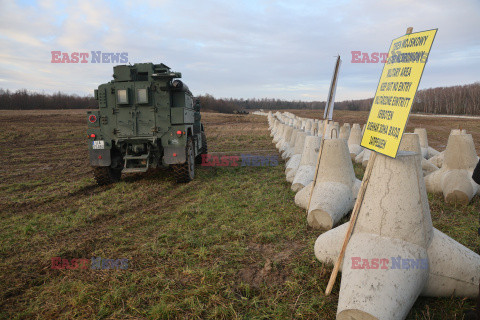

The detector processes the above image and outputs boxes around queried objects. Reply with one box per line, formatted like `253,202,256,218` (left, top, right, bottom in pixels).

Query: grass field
0,109,478,319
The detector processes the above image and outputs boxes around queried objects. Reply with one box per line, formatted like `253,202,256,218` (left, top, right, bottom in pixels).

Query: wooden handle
307,120,329,212
325,151,377,296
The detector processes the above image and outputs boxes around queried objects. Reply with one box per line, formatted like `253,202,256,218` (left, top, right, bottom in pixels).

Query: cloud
0,0,478,101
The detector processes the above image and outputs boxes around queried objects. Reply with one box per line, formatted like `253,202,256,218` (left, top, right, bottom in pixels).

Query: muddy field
0,109,478,319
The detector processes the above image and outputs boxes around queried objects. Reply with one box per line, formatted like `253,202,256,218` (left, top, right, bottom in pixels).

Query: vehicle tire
93,166,122,185
173,136,195,183
195,131,208,164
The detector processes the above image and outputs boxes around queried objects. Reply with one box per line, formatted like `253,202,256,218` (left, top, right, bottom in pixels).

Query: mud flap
473,159,480,184
163,146,186,164
89,149,111,166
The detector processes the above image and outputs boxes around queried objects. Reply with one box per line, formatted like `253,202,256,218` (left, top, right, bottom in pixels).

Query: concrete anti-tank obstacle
285,132,308,182
269,119,277,136
273,119,283,136
270,119,278,139
353,138,374,167
286,131,308,169
421,159,439,176
273,123,285,144
301,120,307,131
274,124,287,148
314,150,480,320
425,131,480,204
310,121,318,135
291,136,321,192
413,128,440,159
301,138,361,229
348,123,363,160
429,129,467,168
282,129,299,160
354,149,364,164
305,119,313,135
285,131,307,169
339,123,351,141
414,128,429,158
429,151,444,168
401,133,440,176
277,126,293,151
361,149,371,167
323,121,340,139
282,127,301,159
291,118,299,130
317,121,325,138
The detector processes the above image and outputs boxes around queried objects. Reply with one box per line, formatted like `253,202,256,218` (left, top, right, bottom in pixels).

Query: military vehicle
233,109,249,114
87,63,207,185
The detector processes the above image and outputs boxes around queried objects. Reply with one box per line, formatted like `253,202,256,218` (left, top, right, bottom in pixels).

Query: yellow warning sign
361,29,437,157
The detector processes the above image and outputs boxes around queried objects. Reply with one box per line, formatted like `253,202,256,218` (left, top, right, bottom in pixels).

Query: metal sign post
307,56,341,213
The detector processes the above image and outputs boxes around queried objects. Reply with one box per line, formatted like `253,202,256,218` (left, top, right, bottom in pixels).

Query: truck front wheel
172,136,195,183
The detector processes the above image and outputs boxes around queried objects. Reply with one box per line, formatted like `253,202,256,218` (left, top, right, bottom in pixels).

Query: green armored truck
87,63,207,185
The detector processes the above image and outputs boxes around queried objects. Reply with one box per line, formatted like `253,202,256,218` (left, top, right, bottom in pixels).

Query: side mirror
194,99,201,111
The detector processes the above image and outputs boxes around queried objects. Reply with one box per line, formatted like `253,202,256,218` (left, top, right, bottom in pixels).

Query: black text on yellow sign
361,29,437,158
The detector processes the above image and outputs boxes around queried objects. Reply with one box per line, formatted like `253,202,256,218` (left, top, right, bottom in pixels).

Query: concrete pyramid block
339,123,351,141
305,119,313,135
282,129,299,160
295,181,313,209
348,123,363,160
413,128,429,158
301,120,307,131
279,126,294,152
317,121,325,137
292,136,321,192
277,126,293,151
412,128,441,160
425,131,479,204
311,121,320,136
421,159,439,176
355,150,364,164
429,151,444,168
427,146,440,159
269,120,277,137
273,124,285,144
361,149,371,167
400,133,439,177
314,151,480,320
305,139,361,230
285,132,308,182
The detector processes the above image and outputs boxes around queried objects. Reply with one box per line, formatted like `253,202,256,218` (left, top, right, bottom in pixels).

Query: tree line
0,89,96,110
197,94,326,113
1,82,479,115
199,82,480,115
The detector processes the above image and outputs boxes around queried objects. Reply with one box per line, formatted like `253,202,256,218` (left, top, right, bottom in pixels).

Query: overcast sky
0,0,479,101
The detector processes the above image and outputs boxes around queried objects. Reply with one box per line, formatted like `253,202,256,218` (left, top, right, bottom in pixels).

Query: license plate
92,140,105,149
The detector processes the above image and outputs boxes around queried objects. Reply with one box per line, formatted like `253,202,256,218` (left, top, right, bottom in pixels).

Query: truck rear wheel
173,137,195,183
93,166,122,185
